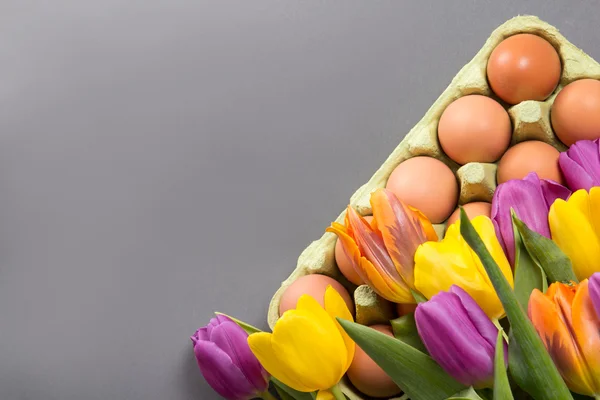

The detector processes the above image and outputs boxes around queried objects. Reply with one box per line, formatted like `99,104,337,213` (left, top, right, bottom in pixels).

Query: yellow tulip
414,216,514,320
549,187,600,280
247,286,355,398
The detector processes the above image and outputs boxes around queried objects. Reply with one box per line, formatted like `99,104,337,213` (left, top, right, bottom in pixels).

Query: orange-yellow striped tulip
327,188,437,303
529,277,600,397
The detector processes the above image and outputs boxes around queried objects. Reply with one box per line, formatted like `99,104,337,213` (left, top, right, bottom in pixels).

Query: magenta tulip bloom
415,285,507,388
191,315,269,400
590,273,600,318
491,172,570,265
559,139,600,191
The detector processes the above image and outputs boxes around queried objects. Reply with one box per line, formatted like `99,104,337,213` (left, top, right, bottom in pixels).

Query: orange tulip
326,188,437,303
529,278,600,397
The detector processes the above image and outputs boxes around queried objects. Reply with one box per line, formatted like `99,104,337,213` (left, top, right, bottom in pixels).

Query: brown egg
347,325,402,398
438,95,512,164
386,157,458,223
497,141,563,184
551,79,600,146
335,216,372,286
396,303,417,317
278,274,353,316
487,34,561,104
446,202,492,226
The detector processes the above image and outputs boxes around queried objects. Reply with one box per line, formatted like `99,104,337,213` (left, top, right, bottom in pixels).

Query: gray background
0,1,597,399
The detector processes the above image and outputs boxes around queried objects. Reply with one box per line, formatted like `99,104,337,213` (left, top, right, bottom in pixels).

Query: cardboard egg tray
267,15,600,399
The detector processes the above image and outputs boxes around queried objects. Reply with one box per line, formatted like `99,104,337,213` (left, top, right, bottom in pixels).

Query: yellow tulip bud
549,187,600,280
247,286,355,397
414,216,514,320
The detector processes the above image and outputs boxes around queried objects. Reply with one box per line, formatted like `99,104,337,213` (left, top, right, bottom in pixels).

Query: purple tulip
191,315,269,400
491,172,571,265
415,285,507,388
589,273,600,319
559,139,600,191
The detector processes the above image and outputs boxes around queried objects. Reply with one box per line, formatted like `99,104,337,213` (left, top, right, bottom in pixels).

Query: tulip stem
260,391,277,400
330,384,346,400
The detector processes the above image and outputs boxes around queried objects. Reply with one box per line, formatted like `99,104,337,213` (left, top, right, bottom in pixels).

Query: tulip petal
589,273,600,318
328,222,413,302
590,187,600,239
323,286,353,324
567,189,593,220
539,177,572,209
571,280,600,394
194,340,257,400
549,192,600,280
559,153,595,192
414,217,512,320
490,190,508,256
559,139,600,191
209,318,268,392
371,188,435,287
272,295,347,390
492,174,552,265
415,292,495,387
203,317,219,339
316,390,334,400
449,285,498,350
328,222,368,283
470,217,514,288
347,207,402,285
411,207,439,242
528,287,595,395
415,239,498,319
192,326,210,342
248,332,314,392
565,139,600,172
324,286,355,371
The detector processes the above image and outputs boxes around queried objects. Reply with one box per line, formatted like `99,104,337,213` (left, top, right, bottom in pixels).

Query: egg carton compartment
509,99,567,150
266,15,600,400
457,162,498,204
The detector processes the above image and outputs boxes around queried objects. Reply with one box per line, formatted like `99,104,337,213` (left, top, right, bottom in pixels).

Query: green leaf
493,330,513,400
338,318,465,400
274,385,296,400
447,387,484,399
477,389,494,400
510,384,535,400
390,313,428,354
507,330,532,399
459,209,573,400
511,213,547,311
214,312,261,334
512,216,578,283
411,289,428,303
270,377,315,400
569,392,594,400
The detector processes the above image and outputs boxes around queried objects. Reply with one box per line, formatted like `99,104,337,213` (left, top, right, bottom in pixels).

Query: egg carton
267,15,600,400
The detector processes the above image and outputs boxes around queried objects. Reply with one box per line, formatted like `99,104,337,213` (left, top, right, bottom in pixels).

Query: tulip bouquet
191,139,600,400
